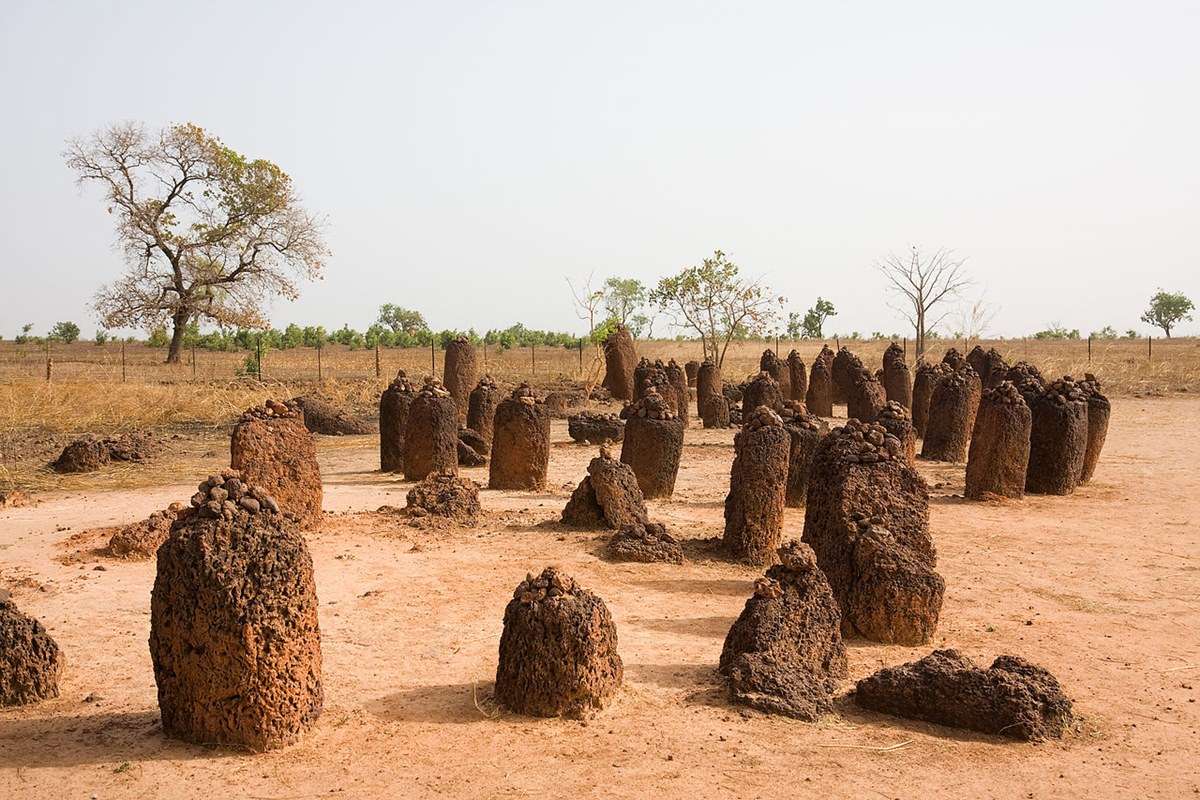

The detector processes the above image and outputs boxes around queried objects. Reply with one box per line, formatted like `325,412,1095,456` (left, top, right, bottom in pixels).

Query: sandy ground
1,397,1197,799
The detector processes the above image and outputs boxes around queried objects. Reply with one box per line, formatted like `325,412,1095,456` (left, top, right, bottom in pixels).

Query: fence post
121,342,127,383
192,344,197,379
317,343,323,382
375,344,381,379
774,335,779,356
578,339,583,375
835,336,840,351
903,337,907,359
45,357,53,383
256,335,263,380
483,341,487,368
430,341,436,378
1087,335,1092,363
1148,336,1152,360
530,344,535,375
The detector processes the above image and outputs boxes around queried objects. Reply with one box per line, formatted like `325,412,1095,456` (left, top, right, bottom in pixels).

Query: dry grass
1,336,1195,438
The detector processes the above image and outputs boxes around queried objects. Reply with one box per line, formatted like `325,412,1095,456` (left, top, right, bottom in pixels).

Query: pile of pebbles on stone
822,419,904,464
188,470,280,520
619,386,676,420
741,404,784,431
567,411,625,444
238,399,300,423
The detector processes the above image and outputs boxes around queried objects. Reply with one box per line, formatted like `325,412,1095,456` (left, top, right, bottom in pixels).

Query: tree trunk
165,310,189,364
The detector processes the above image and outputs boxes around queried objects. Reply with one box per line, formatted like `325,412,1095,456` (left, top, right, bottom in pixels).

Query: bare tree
951,294,999,348
878,246,972,358
566,271,605,337
65,121,329,363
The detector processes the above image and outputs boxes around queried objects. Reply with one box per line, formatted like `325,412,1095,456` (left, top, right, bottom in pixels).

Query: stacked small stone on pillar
1078,373,1110,483
921,366,980,462
494,568,623,718
1026,377,1088,495
805,356,834,417
723,406,790,564
403,380,459,481
697,360,730,429
379,370,416,472
442,336,477,424
489,384,551,490
150,474,322,750
619,387,685,498
802,420,942,645
941,347,966,370
965,381,1031,499
982,348,1010,389
780,402,827,508
875,401,916,464
718,542,847,720
786,349,807,401
467,375,501,452
601,324,637,401
230,400,322,528
742,370,783,414
882,342,912,409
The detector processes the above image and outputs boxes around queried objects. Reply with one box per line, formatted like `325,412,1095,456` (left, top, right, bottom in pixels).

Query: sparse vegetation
1141,289,1194,338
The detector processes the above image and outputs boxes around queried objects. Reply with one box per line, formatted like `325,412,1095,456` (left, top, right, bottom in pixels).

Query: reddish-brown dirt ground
0,396,1196,798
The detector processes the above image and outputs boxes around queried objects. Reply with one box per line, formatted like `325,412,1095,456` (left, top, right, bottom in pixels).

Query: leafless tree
64,121,328,363
878,246,972,358
951,294,1000,349
566,271,605,337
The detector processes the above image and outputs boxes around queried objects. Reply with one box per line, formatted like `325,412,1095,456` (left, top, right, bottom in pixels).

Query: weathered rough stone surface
52,431,158,473
742,371,783,414
941,347,966,370
489,385,551,490
290,394,375,436
466,375,501,451
966,345,988,377
921,367,980,462
543,390,588,419
403,381,459,481
665,360,690,425
684,360,700,387
1026,377,1088,495
855,649,1073,741
911,361,950,437
801,420,940,644
567,412,624,444
718,542,848,720
607,521,683,564
150,480,322,750
760,349,790,398
457,427,489,466
494,568,623,718
782,405,826,507
847,368,887,422
230,401,322,528
981,348,1010,390
443,337,478,424
0,593,64,706
882,342,913,409
562,447,648,529
601,325,637,401
805,357,834,417
698,360,731,428
108,503,184,558
786,350,807,402
723,407,790,565
1078,373,1110,483
875,401,916,464
965,381,1031,499
619,389,684,498
380,371,416,472
831,347,863,406
406,471,481,524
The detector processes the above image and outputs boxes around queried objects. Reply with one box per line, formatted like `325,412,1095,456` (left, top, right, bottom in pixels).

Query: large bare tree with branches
65,122,329,363
878,246,972,358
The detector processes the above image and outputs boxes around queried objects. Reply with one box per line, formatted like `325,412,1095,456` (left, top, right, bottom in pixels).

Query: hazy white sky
2,1,1197,339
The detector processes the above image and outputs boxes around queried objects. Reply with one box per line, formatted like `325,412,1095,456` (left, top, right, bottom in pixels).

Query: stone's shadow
366,681,498,725
929,494,970,506
0,709,220,767
831,694,1012,744
629,615,736,638
630,577,750,596
624,662,730,710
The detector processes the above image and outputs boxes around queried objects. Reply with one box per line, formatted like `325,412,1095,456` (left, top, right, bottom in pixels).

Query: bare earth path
1,397,1197,798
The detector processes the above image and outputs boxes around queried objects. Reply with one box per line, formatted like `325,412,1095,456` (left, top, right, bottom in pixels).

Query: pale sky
1,1,1197,340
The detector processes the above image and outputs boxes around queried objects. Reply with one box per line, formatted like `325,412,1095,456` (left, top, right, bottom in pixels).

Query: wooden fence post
192,344,197,379
375,344,381,379
1087,335,1092,363
578,339,583,375
256,335,263,380
121,342,127,383
430,341,436,378
1148,336,1152,360
45,357,52,383
317,343,323,382
530,344,535,375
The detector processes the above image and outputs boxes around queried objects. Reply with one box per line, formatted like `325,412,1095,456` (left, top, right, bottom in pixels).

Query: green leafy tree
1091,325,1118,340
603,278,647,327
14,323,35,344
65,121,329,364
94,329,111,345
799,297,836,338
1140,289,1194,338
48,321,81,343
1033,323,1081,340
147,326,170,347
377,305,429,336
650,250,783,368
